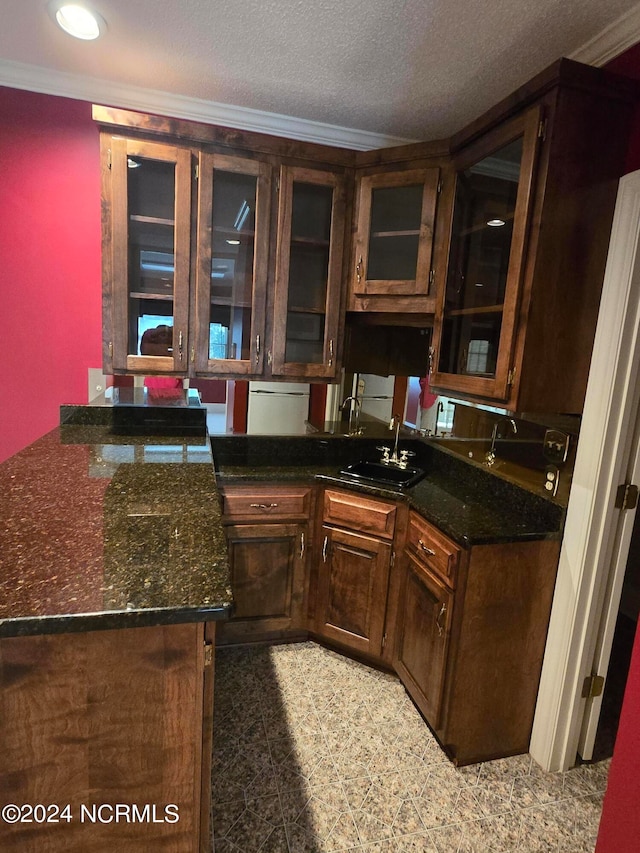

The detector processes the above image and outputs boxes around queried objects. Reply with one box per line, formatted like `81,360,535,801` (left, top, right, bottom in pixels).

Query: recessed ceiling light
487,218,506,227
52,3,105,40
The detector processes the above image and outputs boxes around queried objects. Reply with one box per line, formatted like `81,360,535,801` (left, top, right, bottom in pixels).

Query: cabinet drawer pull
322,535,328,562
249,503,279,510
418,539,436,556
300,532,305,559
436,602,447,637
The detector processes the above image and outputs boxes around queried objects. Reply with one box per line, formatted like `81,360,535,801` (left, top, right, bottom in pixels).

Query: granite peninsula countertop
0,422,232,638
210,434,564,547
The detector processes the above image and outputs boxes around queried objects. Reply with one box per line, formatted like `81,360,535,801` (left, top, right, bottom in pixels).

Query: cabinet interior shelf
288,305,326,315
447,303,504,317
370,229,420,239
290,236,330,247
213,226,256,238
129,291,174,301
210,297,252,308
130,214,175,227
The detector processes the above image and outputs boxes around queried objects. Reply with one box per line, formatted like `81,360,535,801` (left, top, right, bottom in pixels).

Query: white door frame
530,170,640,772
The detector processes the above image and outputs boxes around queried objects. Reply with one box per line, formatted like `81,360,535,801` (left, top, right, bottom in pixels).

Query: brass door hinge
581,673,605,699
507,367,516,386
204,643,214,668
615,483,638,511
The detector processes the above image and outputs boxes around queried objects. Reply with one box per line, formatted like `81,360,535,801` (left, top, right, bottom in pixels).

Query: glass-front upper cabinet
107,137,192,374
194,153,272,375
351,168,440,299
430,107,542,401
272,166,346,378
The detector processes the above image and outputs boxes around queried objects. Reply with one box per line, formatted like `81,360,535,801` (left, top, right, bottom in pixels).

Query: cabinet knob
436,602,447,637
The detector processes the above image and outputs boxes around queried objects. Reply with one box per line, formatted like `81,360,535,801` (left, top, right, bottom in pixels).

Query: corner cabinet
97,107,349,382
349,167,441,313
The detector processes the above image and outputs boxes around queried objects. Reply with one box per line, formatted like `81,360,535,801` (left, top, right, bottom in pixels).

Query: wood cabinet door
430,105,542,403
271,165,346,379
194,152,272,377
352,168,440,298
105,135,193,376
316,525,392,658
218,522,307,643
393,550,454,728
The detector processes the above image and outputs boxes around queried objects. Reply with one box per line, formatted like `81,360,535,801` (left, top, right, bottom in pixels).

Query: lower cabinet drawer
406,511,460,588
222,485,311,520
323,489,397,540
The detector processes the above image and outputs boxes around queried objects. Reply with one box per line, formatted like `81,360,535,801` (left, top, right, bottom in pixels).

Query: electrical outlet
543,430,570,465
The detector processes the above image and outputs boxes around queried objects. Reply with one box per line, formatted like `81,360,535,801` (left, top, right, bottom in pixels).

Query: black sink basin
339,460,425,488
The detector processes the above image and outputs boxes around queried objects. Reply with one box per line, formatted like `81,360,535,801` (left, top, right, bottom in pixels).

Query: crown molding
570,3,640,66
0,58,417,151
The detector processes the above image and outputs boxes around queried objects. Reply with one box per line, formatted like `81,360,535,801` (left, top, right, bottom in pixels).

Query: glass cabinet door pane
438,137,523,377
126,157,176,358
285,181,333,364
208,170,258,361
367,184,423,280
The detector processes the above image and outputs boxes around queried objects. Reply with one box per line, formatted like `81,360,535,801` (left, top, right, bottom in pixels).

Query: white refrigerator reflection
247,382,311,435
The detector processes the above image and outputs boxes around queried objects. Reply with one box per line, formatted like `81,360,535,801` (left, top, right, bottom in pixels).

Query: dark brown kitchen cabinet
0,622,214,851
315,489,396,659
430,65,637,412
349,167,441,312
194,152,272,376
431,107,541,403
391,509,561,765
96,107,350,382
104,136,193,375
271,165,346,379
218,485,312,644
394,550,454,727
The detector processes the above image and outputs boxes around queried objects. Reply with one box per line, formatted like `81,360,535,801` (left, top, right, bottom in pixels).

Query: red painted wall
595,47,640,853
0,87,101,463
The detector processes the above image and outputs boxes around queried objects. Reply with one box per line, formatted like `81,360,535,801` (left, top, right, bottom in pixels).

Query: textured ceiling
1,0,639,143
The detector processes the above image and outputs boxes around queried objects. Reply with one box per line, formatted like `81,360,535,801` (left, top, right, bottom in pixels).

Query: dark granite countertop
210,434,564,547
0,420,232,638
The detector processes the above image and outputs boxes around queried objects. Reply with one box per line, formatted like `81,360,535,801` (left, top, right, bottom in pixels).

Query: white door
578,389,640,759
530,170,640,772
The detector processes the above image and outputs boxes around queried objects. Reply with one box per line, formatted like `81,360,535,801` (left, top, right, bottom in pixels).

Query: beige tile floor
211,642,608,852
